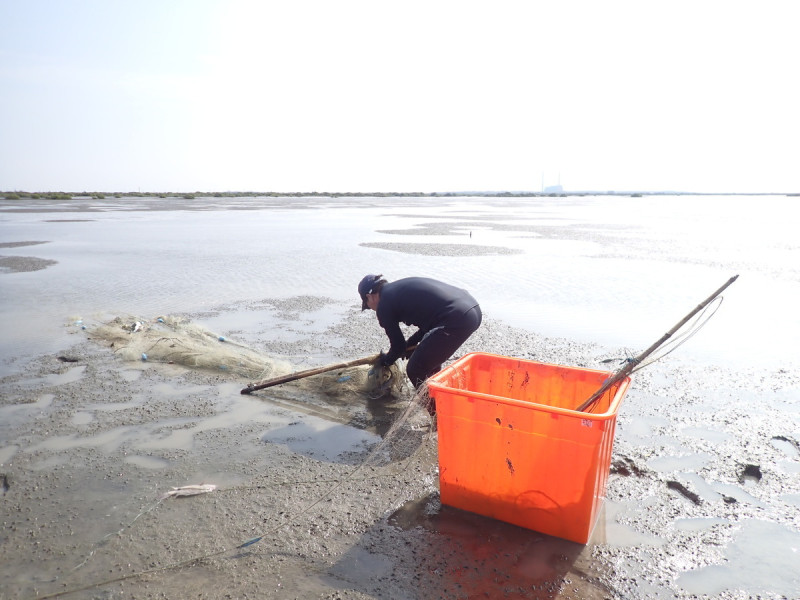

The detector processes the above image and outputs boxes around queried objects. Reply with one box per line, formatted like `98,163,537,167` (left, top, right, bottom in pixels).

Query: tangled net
90,315,286,378
89,315,408,400
46,316,437,600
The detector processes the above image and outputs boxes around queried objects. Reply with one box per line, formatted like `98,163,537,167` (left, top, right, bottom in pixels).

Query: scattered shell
163,483,217,499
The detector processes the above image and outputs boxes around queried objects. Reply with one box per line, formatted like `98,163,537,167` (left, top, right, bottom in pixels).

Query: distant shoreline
2,190,797,200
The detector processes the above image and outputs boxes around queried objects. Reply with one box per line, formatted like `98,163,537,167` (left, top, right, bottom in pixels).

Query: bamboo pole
241,353,381,394
575,274,739,412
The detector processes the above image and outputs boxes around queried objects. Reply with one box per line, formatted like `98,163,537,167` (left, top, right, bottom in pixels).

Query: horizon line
2,190,797,197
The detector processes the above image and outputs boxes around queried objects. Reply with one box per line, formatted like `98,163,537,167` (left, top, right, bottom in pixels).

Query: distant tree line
2,190,783,200
0,190,575,200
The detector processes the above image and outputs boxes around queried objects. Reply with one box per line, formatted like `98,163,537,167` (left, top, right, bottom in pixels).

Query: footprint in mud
666,480,701,505
771,435,800,457
738,464,762,484
611,456,648,477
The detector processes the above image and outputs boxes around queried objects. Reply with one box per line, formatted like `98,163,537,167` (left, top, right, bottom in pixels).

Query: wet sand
1,296,799,600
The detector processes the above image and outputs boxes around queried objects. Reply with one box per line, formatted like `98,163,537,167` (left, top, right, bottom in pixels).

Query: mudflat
2,304,798,599
1,195,798,599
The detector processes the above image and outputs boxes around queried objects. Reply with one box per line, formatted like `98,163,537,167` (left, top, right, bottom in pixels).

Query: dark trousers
407,305,482,395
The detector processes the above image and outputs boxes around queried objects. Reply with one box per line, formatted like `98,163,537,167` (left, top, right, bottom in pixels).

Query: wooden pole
241,353,381,394
575,274,739,412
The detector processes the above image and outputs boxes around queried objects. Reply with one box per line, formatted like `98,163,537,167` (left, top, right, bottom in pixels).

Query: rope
629,295,723,373
596,296,724,376
576,282,733,413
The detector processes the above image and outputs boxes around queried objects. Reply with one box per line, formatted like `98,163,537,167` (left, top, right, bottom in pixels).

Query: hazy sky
1,1,797,193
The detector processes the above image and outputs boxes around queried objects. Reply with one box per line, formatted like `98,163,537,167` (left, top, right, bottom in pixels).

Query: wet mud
2,194,800,600
359,242,522,256
0,241,56,273
0,255,58,273
1,295,798,600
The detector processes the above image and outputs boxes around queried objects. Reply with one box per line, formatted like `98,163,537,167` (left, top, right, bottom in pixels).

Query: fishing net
90,315,288,379
89,315,409,400
62,314,438,597
298,361,408,400
90,313,433,478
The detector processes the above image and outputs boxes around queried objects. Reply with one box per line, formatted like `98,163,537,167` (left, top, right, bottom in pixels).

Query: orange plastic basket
426,352,630,544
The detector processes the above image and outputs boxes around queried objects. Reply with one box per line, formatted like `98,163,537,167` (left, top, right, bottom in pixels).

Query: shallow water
677,519,800,597
1,194,798,375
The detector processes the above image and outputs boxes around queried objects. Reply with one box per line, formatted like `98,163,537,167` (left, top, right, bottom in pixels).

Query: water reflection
678,520,800,597
331,493,609,599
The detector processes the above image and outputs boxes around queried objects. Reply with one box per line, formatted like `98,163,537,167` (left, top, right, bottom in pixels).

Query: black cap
358,274,383,310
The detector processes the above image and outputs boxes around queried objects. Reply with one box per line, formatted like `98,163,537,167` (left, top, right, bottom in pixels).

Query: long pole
575,274,739,412
241,353,381,394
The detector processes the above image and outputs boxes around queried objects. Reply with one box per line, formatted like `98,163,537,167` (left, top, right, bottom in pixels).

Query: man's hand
376,351,395,367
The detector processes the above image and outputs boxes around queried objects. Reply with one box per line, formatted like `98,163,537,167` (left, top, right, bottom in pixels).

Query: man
358,274,482,412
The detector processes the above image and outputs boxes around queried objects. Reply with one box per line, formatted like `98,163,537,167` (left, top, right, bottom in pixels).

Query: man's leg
407,306,482,405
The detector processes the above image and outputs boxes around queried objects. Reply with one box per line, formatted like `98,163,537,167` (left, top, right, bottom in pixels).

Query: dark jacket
376,277,479,364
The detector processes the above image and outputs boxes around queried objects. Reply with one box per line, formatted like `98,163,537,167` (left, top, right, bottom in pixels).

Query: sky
1,0,798,194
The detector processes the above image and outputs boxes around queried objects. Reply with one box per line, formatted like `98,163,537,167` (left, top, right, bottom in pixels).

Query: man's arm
380,321,407,365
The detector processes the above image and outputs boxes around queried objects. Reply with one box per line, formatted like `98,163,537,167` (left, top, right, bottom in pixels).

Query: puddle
196,303,347,348
182,395,276,434
134,425,197,451
13,368,86,391
25,393,288,454
674,517,729,532
600,500,666,547
71,412,93,425
216,381,242,396
135,393,279,451
70,400,144,426
261,417,381,462
680,426,733,444
600,520,665,547
44,365,86,385
771,435,800,458
2,394,50,413
709,481,765,507
26,425,150,453
678,520,800,597
778,460,800,475
680,472,728,503
329,545,394,583
150,382,211,397
624,414,670,433
0,394,55,436
0,445,19,465
781,493,800,507
647,453,712,473
44,384,263,451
